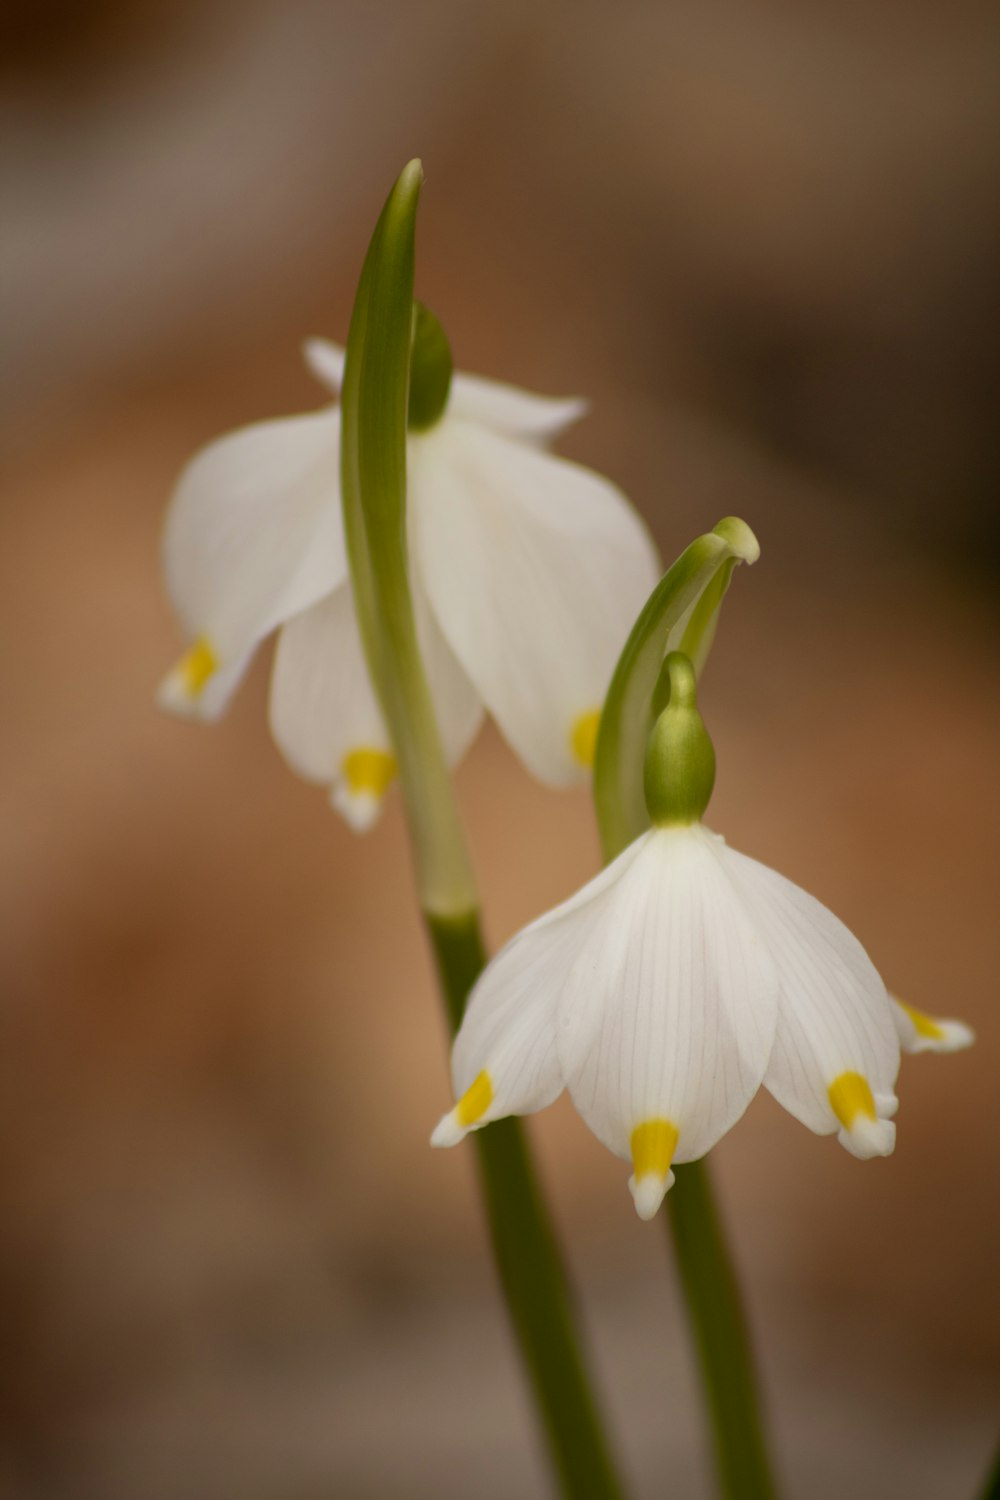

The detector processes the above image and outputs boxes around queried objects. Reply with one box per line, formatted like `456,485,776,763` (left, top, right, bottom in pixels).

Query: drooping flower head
158,306,660,827
432,653,973,1219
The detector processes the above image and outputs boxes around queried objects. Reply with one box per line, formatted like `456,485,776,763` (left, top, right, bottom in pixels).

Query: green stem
428,910,626,1500
667,1163,776,1500
342,162,628,1500
592,524,777,1500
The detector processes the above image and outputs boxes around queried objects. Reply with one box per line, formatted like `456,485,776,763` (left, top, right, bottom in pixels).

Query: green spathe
593,517,758,863
408,302,453,431
644,653,716,825
339,158,476,916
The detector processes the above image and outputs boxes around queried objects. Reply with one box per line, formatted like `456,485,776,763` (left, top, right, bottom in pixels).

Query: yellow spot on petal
897,1000,945,1042
828,1072,877,1131
630,1118,679,1181
341,747,398,799
570,709,601,768
178,636,217,697
455,1070,493,1128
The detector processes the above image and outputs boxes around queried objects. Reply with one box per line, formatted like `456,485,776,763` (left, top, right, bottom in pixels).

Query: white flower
432,822,974,1220
158,341,659,828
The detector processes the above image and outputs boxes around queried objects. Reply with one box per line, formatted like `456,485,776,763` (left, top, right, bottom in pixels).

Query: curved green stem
340,160,475,916
593,535,777,1500
342,162,627,1500
429,911,626,1500
593,518,758,861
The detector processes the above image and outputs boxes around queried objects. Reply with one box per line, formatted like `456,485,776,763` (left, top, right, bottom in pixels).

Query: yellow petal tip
898,1000,946,1043
455,1069,493,1128
158,636,219,718
341,747,398,799
432,1070,493,1148
896,999,974,1052
629,1119,679,1220
178,636,218,698
630,1118,679,1181
827,1072,877,1130
570,708,601,769
828,1071,895,1158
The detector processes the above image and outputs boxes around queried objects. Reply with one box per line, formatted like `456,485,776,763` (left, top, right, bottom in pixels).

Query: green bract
593,516,758,861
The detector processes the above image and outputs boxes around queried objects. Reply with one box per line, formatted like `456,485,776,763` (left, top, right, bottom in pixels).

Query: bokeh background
2,3,998,1497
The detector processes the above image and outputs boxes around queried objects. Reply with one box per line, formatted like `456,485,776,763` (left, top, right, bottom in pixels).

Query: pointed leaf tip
397,158,425,195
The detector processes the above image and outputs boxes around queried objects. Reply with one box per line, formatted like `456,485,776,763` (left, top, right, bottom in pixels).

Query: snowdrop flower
158,307,659,828
432,654,974,1220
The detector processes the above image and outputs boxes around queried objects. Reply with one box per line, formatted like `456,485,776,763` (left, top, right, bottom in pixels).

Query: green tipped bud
408,302,453,432
643,653,716,826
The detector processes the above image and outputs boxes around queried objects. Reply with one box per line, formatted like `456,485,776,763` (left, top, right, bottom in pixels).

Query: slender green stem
592,528,776,1500
667,1164,776,1500
428,910,627,1500
342,162,628,1500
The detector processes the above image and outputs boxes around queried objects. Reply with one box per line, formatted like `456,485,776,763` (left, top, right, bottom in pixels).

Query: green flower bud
408,302,453,432
643,653,716,826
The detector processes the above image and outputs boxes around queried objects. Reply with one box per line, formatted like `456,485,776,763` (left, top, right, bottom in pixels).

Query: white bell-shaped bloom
433,821,916,1219
159,340,659,826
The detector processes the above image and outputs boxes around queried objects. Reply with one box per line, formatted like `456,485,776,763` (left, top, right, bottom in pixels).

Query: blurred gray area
1,3,998,1498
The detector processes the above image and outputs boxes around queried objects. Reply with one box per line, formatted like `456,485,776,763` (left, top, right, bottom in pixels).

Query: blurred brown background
1,3,998,1497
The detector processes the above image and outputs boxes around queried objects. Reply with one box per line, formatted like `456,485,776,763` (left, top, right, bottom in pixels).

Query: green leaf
339,159,475,915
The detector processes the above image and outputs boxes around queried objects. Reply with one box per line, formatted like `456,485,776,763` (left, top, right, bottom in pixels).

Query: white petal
304,339,585,442
720,843,901,1150
889,997,975,1055
157,643,255,723
838,1113,896,1161
629,1172,674,1222
557,826,779,1166
412,577,485,771
433,838,649,1144
434,918,571,1142
447,371,587,443
412,420,660,786
162,409,346,673
268,577,482,829
269,584,387,810
303,339,346,396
